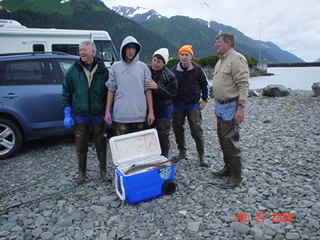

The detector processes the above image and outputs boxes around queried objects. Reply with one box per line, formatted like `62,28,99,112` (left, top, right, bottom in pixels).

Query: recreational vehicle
0,19,118,66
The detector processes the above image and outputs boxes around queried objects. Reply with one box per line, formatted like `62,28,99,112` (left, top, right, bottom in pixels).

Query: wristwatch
238,103,246,108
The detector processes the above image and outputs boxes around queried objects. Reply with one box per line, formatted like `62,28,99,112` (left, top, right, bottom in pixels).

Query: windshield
94,40,118,63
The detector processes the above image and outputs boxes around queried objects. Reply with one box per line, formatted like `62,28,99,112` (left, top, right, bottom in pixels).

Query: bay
250,67,320,90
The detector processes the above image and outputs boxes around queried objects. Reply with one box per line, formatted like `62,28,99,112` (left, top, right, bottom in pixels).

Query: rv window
33,44,45,52
94,40,118,62
5,61,44,85
52,44,79,55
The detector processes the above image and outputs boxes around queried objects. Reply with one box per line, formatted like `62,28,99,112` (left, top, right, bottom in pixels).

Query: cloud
103,0,320,61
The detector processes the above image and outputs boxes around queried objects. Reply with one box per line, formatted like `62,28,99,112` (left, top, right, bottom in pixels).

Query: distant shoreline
203,66,274,80
250,66,274,77
268,62,320,67
250,71,274,77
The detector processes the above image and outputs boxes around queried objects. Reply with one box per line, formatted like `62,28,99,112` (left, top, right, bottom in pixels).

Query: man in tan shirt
211,33,249,189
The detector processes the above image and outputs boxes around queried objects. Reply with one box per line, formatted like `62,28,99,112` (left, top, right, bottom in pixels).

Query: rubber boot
74,124,89,184
99,168,108,182
96,141,109,183
222,176,242,189
161,141,170,159
211,165,231,178
156,118,171,159
170,150,186,163
199,154,209,167
92,123,110,183
221,157,242,189
75,153,87,185
97,150,109,182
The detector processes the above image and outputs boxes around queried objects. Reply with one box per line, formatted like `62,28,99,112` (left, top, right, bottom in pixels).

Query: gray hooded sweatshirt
106,36,151,123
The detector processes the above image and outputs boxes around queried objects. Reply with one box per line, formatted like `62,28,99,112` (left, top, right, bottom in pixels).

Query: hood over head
120,36,141,62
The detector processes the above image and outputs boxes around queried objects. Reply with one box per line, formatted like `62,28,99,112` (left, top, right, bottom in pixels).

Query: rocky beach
0,91,319,240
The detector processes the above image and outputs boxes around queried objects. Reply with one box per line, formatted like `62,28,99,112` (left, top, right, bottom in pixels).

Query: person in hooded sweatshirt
145,48,178,158
104,36,155,135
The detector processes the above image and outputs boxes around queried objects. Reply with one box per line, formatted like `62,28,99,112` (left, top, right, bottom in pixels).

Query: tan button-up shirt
213,48,249,102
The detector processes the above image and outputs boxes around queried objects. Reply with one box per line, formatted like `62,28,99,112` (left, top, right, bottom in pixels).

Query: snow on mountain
102,3,166,23
127,6,150,17
100,0,117,8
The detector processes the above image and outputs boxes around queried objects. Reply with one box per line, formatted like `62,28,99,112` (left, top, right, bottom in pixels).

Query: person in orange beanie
171,44,209,167
178,45,194,55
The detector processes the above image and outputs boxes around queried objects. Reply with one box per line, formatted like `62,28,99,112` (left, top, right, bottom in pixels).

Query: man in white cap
145,48,177,158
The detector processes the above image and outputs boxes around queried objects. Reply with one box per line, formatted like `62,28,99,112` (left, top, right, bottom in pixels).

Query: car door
48,58,76,125
0,62,11,107
1,59,63,137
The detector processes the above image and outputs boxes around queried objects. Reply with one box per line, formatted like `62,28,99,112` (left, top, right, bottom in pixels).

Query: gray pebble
188,221,201,232
286,232,300,240
41,232,54,240
0,231,10,237
0,92,319,240
231,222,250,234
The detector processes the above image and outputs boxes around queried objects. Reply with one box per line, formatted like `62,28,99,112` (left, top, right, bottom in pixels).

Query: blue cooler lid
109,128,162,166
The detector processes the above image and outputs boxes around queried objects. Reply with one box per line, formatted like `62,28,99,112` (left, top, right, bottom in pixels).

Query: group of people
62,32,249,189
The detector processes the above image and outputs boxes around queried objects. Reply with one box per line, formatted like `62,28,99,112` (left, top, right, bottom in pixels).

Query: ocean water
250,67,320,90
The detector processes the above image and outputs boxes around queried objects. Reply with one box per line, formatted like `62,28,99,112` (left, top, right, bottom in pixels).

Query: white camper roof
0,19,111,40
0,19,26,28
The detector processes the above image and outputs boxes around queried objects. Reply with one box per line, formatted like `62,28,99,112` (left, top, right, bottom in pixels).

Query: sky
103,0,320,62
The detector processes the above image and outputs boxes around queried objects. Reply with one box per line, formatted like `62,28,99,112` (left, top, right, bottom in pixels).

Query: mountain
112,5,166,23
114,5,303,63
0,1,304,63
143,16,218,58
207,21,303,63
0,0,107,15
0,0,176,61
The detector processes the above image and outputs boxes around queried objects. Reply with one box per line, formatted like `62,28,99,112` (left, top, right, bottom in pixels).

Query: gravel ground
0,91,319,240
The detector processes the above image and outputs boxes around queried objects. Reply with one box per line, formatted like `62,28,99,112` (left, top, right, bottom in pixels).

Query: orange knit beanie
178,45,193,55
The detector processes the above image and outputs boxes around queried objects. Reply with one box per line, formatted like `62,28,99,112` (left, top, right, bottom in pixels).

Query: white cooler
109,129,176,204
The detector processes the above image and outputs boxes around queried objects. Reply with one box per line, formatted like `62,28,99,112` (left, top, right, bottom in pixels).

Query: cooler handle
115,174,126,201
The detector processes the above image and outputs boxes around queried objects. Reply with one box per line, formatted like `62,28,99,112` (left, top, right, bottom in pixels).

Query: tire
0,118,23,159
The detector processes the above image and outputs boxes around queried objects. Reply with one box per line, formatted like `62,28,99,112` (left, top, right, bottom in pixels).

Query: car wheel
0,118,23,159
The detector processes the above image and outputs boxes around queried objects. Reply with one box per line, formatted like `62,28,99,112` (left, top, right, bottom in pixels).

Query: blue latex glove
64,106,74,129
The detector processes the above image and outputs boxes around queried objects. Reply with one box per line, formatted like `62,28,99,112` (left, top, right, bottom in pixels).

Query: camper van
0,19,118,66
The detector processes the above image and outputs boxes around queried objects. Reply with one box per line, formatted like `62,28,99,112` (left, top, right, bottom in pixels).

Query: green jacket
62,58,108,115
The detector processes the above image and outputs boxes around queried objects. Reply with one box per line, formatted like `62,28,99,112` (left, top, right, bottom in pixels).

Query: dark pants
74,123,106,175
217,117,241,179
153,118,171,158
113,122,145,136
172,109,204,156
